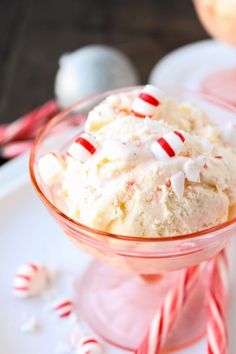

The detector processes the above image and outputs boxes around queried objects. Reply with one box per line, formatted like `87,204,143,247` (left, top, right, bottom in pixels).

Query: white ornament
55,45,139,108
13,262,48,298
38,153,65,185
184,157,205,183
170,171,185,199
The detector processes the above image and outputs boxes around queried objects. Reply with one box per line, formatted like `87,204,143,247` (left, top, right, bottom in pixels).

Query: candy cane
132,85,166,118
135,264,203,354
0,100,58,145
0,140,33,159
207,249,228,354
151,130,186,161
68,133,98,162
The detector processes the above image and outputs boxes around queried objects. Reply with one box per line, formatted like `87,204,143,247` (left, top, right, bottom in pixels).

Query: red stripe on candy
139,93,160,107
82,339,98,346
207,344,214,354
211,290,224,319
55,300,72,310
76,137,96,155
157,137,175,157
174,131,185,142
16,274,31,282
14,286,29,291
59,310,72,318
156,307,165,353
28,263,39,272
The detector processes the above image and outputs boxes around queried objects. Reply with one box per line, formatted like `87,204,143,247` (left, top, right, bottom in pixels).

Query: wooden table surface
0,0,208,124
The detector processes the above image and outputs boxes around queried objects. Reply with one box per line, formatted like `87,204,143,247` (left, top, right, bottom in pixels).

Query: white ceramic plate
1,154,236,353
149,39,236,91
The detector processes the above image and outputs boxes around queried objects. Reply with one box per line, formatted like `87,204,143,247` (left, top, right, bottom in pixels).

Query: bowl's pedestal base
76,261,207,352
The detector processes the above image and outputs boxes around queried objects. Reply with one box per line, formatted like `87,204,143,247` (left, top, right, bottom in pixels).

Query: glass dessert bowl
29,87,236,352
193,0,236,47
193,0,236,106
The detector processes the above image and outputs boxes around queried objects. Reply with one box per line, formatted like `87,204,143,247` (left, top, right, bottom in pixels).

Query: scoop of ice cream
40,86,236,237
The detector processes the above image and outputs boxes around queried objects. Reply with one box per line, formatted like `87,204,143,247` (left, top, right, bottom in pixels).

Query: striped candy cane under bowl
29,87,236,352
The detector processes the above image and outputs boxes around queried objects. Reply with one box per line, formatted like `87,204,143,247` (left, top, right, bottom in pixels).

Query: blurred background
0,0,208,124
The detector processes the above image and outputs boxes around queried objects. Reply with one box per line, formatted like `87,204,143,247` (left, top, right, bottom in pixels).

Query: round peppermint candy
68,133,98,162
132,84,166,118
151,130,186,160
13,262,48,298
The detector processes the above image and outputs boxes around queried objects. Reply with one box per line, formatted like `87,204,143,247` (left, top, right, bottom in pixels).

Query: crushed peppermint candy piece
170,171,185,199
20,316,40,333
38,153,66,185
184,157,205,183
220,122,236,147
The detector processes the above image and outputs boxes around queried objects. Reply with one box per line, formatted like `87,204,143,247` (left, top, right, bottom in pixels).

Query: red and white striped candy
38,152,66,185
68,133,98,163
0,100,58,146
52,298,74,318
13,262,48,298
0,140,33,159
207,249,228,354
135,264,203,354
76,336,103,354
151,130,186,161
132,85,166,118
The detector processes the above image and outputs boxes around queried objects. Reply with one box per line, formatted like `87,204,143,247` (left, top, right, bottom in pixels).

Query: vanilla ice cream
39,86,236,237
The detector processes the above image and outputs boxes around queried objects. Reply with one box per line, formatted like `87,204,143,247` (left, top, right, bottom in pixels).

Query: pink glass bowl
193,0,236,46
29,87,236,351
193,0,236,107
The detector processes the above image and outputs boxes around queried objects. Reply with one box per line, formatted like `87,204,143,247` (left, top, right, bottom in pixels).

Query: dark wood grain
0,0,207,124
